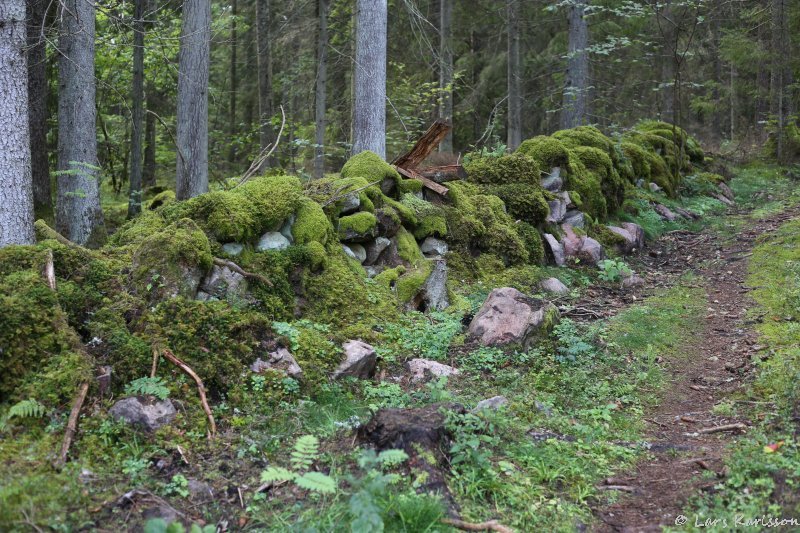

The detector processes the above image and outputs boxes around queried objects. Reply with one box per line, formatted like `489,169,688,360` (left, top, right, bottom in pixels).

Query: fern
125,377,170,400
290,435,320,472
377,449,409,468
294,471,337,494
8,399,46,419
260,466,296,484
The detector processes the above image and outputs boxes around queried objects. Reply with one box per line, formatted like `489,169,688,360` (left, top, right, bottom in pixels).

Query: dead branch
598,485,636,493
697,423,747,434
54,382,90,469
321,179,382,208
43,249,56,290
395,165,450,197
213,257,273,286
392,120,451,169
236,105,286,188
441,518,514,533
150,346,159,378
160,348,217,438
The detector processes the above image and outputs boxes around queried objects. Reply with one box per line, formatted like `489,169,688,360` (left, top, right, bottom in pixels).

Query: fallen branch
395,165,450,197
441,518,514,533
160,348,217,438
54,381,90,469
598,485,636,493
43,249,56,290
236,105,286,188
698,423,746,434
150,347,159,378
321,179,382,208
213,257,273,287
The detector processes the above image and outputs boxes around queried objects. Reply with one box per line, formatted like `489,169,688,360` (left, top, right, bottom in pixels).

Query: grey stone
199,265,248,301
250,347,303,380
473,395,508,412
468,287,559,348
187,478,213,502
712,192,735,207
622,273,646,289
579,237,605,264
257,231,290,251
621,222,646,250
636,178,645,188
546,195,568,223
654,204,678,222
718,182,735,201
562,210,585,229
543,233,565,267
195,290,213,302
221,242,244,256
339,193,361,214
348,244,367,263
541,174,563,192
406,358,460,383
365,266,383,278
333,340,377,380
279,215,296,242
420,236,448,256
109,397,177,431
540,277,569,295
365,237,392,265
649,182,663,193
607,225,636,255
405,259,449,311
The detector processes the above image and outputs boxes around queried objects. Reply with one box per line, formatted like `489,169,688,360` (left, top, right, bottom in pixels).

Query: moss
396,226,424,265
635,120,704,163
588,224,627,256
341,151,401,191
337,211,378,240
382,196,418,226
568,190,583,208
148,190,176,210
484,182,550,225
292,198,332,245
553,125,620,167
292,325,343,384
108,211,168,248
396,262,434,303
571,146,627,214
399,178,424,194
621,142,651,182
304,241,328,271
464,153,540,186
374,265,407,289
564,153,606,220
130,218,213,302
401,193,447,239
516,135,572,170
517,221,545,265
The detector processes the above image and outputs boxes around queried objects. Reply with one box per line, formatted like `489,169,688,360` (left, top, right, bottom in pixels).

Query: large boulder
332,340,377,380
406,358,460,383
109,397,177,432
406,259,449,312
606,226,636,255
560,225,606,265
468,287,559,348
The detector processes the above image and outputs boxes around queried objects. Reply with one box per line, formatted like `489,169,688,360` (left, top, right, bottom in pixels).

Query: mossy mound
516,135,572,170
635,120,704,164
400,194,447,240
338,211,379,241
571,146,627,215
341,150,405,194
292,198,333,245
553,126,621,168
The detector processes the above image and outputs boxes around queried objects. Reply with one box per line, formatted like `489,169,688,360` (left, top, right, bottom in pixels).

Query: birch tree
352,0,387,158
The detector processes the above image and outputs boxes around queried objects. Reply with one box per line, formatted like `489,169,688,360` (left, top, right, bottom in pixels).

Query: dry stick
55,382,90,468
43,249,57,290
698,423,747,434
441,518,514,533
235,105,286,188
212,257,273,286
146,110,186,167
321,179,382,208
160,348,217,438
150,347,159,378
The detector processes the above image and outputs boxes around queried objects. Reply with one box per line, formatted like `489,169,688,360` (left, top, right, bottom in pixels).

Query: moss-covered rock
516,135,572,170
338,211,378,242
553,125,621,167
571,146,627,215
635,120,704,163
464,153,540,186
396,226,424,265
292,198,332,245
400,193,447,239
341,151,402,194
148,190,176,210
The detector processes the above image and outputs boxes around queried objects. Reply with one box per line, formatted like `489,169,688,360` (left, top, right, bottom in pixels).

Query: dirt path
592,206,800,532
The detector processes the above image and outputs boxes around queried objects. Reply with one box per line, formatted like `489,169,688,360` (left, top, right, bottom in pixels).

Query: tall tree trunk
256,0,274,161
0,0,35,246
561,0,589,129
314,0,329,178
143,82,157,187
228,0,238,166
769,0,789,163
128,0,145,217
659,1,675,122
507,0,522,150
439,0,454,152
710,0,723,140
27,0,51,217
176,0,210,200
56,0,105,246
352,0,387,158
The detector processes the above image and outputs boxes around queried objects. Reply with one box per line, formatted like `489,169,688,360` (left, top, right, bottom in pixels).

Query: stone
654,204,678,222
256,231,290,251
187,478,213,502
636,178,645,188
622,273,646,289
543,233,565,267
607,225,636,255
364,237,392,265
578,237,605,264
468,287,559,348
562,210,585,229
221,242,244,256
560,224,583,257
540,277,569,295
546,193,568,223
339,193,361,214
376,209,401,237
541,168,563,192
250,347,303,380
420,237,448,256
199,265,248,301
279,215,296,242
473,395,508,412
109,397,177,431
332,340,377,380
406,358,460,383
346,243,367,263
718,182,735,201
365,266,383,278
621,222,646,250
712,192,735,207
649,182,663,193
406,259,449,312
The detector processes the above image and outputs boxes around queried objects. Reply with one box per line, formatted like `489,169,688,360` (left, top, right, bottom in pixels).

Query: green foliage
341,151,402,186
7,399,47,420
597,259,633,283
383,311,463,362
292,198,332,245
144,519,216,533
124,377,171,400
260,435,337,494
337,211,378,240
553,319,597,364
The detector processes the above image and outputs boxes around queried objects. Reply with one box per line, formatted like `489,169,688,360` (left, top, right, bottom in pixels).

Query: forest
1,0,799,531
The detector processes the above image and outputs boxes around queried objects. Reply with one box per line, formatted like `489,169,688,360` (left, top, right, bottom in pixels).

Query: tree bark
56,0,105,246
769,0,789,163
128,0,146,217
176,0,210,200
228,0,238,167
0,0,35,246
561,0,589,129
439,0,454,152
507,0,522,150
352,0,387,158
659,2,676,123
314,0,329,178
27,0,51,216
256,0,274,162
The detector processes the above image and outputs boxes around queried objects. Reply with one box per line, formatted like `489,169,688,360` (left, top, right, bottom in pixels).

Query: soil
590,205,800,532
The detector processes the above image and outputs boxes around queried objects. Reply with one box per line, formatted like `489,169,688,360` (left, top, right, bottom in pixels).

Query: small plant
597,259,633,283
553,319,596,363
260,435,337,493
463,346,507,373
8,399,46,419
144,518,215,533
125,377,170,400
347,448,410,531
164,474,190,498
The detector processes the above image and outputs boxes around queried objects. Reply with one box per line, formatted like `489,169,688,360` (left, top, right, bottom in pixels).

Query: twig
441,518,514,533
54,382,90,468
146,110,186,167
150,347,159,378
212,257,273,287
321,179,382,207
160,348,217,438
43,249,56,290
698,423,746,434
598,485,636,493
236,105,286,188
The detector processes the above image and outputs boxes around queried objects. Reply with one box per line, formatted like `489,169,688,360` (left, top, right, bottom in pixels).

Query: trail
591,206,800,532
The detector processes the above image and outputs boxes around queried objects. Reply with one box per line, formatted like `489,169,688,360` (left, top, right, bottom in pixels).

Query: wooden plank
395,165,450,197
392,120,452,169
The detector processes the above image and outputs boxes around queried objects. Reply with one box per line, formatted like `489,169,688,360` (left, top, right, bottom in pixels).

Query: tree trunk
128,0,145,217
507,0,522,150
561,0,589,129
56,0,105,246
0,0,35,246
769,0,788,163
314,0,329,178
27,0,51,217
439,0,454,152
659,1,675,123
352,0,387,158
176,0,210,200
710,0,723,140
228,0,238,167
256,0,274,161
143,82,157,187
